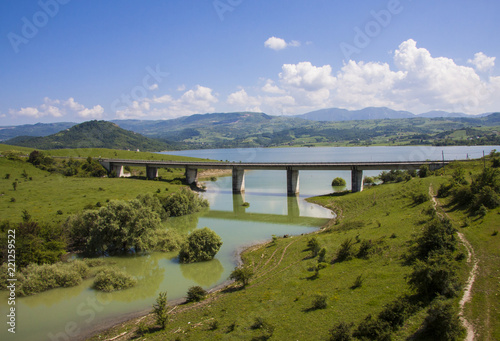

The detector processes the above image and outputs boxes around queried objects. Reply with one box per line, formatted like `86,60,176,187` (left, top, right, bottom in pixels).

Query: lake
1,145,497,341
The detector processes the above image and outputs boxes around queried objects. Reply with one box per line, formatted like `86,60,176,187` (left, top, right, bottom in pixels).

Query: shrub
437,183,454,198
329,321,354,341
357,240,373,259
311,294,328,310
152,291,169,329
313,262,329,278
208,320,219,330
332,177,347,186
307,237,321,257
229,266,254,287
451,185,475,207
412,192,430,205
407,252,460,299
186,285,207,302
422,298,465,341
378,296,416,330
318,247,327,262
153,229,185,252
353,315,392,341
178,227,223,263
250,317,275,340
492,158,500,168
418,164,430,178
363,177,374,185
93,267,137,292
160,188,209,217
335,238,354,262
410,217,457,261
473,186,500,210
351,275,364,289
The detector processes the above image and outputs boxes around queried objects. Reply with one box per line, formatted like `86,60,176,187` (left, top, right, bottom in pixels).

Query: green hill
3,120,172,152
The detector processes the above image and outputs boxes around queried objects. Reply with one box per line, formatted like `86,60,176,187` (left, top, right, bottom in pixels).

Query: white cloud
116,85,219,119
237,39,499,115
227,89,262,112
16,107,40,118
148,83,159,91
9,97,105,121
468,52,496,72
261,79,285,94
264,36,300,51
78,105,104,119
177,84,186,91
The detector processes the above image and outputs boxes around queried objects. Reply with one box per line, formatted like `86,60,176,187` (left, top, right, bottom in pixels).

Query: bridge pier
185,167,198,185
146,166,158,180
287,168,299,196
351,167,364,193
112,164,125,177
232,167,245,193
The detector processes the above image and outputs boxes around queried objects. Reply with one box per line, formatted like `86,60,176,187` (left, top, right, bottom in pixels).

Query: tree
12,181,17,191
307,237,321,257
331,177,347,186
418,164,430,178
229,266,254,287
152,291,169,329
186,286,207,302
67,199,162,256
178,227,222,263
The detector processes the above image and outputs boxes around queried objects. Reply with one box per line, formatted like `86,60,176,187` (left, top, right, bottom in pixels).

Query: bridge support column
146,166,158,180
287,168,299,196
351,167,364,193
111,164,124,177
185,167,198,185
232,167,245,193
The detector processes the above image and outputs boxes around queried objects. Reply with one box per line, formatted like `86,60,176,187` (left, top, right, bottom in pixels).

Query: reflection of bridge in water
100,159,453,195
202,193,331,227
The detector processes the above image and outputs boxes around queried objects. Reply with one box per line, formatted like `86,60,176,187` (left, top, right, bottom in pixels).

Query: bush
335,238,354,262
311,294,328,310
351,275,364,289
186,286,207,302
451,185,475,207
378,296,416,330
473,186,500,210
437,183,454,198
418,164,430,178
332,177,347,186
93,267,137,292
410,217,457,261
407,252,460,299
229,266,254,287
412,192,430,205
353,315,392,341
307,237,321,257
153,229,185,252
178,227,222,263
363,177,374,185
318,247,327,262
329,321,354,341
422,299,465,341
152,291,169,329
160,188,209,217
357,240,373,259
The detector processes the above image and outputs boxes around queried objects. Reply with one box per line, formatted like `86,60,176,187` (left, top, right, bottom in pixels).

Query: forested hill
3,120,172,151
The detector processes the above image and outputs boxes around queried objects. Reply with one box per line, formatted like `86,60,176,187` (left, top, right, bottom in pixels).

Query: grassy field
85,164,498,341
0,145,208,223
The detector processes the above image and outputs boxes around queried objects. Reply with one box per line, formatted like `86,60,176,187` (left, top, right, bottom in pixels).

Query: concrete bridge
99,159,449,195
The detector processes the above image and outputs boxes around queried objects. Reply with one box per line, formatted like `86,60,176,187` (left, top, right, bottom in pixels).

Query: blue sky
1,0,499,125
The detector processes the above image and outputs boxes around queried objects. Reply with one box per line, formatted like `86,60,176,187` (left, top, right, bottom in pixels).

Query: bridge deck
100,159,454,171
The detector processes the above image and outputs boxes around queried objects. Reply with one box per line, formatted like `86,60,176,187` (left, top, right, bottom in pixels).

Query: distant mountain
298,107,414,121
4,120,171,151
0,122,76,141
417,111,469,118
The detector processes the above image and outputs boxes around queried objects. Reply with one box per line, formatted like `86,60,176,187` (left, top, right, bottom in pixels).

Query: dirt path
429,185,477,341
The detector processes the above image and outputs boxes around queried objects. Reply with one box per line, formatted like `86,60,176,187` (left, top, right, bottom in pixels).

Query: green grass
87,173,476,341
0,146,207,223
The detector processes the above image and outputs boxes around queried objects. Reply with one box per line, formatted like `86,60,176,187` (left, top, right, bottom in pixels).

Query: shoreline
81,199,335,341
